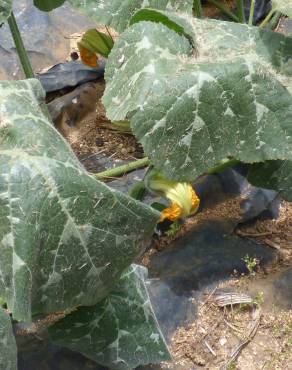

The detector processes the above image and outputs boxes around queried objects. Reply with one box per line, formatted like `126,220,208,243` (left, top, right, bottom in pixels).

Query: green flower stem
7,11,34,79
259,9,275,28
193,0,203,18
207,0,239,22
248,0,256,25
236,0,246,23
207,158,241,175
93,157,151,179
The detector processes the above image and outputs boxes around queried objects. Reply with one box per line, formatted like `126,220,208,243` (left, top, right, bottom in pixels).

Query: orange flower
160,203,182,222
160,187,200,222
146,169,200,222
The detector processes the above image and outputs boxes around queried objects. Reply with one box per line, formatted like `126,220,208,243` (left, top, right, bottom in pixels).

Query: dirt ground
164,276,292,370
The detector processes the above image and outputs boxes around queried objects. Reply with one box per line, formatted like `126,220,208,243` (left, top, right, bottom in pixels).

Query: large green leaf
0,79,159,322
68,0,193,32
272,0,292,17
103,18,292,182
49,264,170,370
33,0,66,11
0,0,12,24
248,161,292,201
0,308,17,370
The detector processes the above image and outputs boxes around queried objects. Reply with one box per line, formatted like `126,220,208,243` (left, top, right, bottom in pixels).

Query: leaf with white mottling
272,0,292,17
0,308,17,370
103,18,292,181
68,0,193,32
248,161,292,201
0,79,160,322
49,264,170,370
0,0,12,24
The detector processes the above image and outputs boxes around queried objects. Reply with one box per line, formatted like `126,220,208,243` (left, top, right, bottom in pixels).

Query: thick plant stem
236,0,246,23
193,0,203,18
93,157,151,179
248,0,256,25
7,12,34,78
259,9,275,28
207,158,241,175
207,0,239,22
266,11,281,30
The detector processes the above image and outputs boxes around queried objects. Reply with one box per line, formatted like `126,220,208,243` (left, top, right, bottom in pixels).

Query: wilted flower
78,29,114,67
145,169,200,222
79,45,98,67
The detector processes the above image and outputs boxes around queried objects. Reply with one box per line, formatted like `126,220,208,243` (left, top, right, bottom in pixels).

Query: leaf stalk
193,0,203,18
93,157,151,179
259,9,275,28
7,11,34,79
248,0,256,25
236,0,246,23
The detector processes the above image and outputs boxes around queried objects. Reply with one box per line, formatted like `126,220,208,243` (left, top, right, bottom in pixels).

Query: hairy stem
236,0,246,23
7,12,34,78
93,157,151,179
248,0,256,25
207,0,239,22
259,9,275,28
193,0,203,18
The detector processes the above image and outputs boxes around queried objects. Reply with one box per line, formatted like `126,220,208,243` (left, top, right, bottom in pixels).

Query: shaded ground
53,80,143,161
236,202,292,263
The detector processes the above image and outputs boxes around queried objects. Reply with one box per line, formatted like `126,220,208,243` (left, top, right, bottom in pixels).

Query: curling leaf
0,308,17,370
49,265,170,370
68,0,193,32
130,8,196,45
0,79,159,322
0,0,12,24
103,18,292,181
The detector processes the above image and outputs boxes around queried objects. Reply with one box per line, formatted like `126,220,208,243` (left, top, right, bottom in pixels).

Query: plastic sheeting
0,0,96,79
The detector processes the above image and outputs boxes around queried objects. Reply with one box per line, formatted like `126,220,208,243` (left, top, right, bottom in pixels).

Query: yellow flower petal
191,187,200,214
160,203,182,222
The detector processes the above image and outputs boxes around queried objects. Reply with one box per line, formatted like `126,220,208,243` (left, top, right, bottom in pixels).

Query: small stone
219,337,227,346
95,137,104,146
121,148,128,155
70,51,79,61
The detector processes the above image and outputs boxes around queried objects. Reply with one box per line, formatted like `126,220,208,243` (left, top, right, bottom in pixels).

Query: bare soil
54,80,143,161
236,202,292,263
164,277,292,370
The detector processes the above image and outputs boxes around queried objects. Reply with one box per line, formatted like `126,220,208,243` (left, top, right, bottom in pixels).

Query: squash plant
0,2,170,370
0,0,292,369
67,0,292,199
